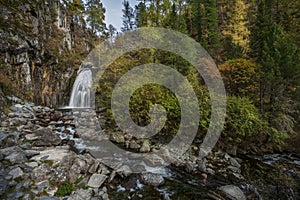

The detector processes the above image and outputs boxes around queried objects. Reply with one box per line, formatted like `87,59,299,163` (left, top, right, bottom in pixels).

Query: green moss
24,140,34,144
75,177,84,184
54,181,74,197
49,179,56,186
42,160,54,166
82,185,89,190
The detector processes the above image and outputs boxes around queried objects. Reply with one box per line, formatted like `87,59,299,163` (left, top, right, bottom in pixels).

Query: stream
54,109,300,199
58,129,300,199
108,154,300,199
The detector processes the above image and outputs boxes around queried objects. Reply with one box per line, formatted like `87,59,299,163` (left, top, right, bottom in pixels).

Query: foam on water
69,68,92,108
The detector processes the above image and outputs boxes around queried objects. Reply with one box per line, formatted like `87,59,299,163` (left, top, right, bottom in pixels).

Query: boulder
87,174,107,188
25,134,39,141
10,104,23,112
218,185,246,200
116,165,132,178
229,157,241,168
69,157,89,182
140,139,151,153
33,127,61,146
129,140,141,150
88,160,100,174
140,173,165,187
31,147,76,164
0,146,28,164
110,132,125,143
24,150,40,158
8,167,24,179
0,178,8,196
50,111,63,121
25,162,38,168
144,154,165,167
198,157,207,172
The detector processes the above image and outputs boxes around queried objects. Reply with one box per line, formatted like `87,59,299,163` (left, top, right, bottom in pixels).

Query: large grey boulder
68,157,89,182
31,147,76,164
219,185,246,200
0,146,28,164
87,174,107,188
116,165,132,178
33,127,61,146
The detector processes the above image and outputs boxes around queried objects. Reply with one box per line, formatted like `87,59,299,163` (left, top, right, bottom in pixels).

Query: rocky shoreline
0,98,298,199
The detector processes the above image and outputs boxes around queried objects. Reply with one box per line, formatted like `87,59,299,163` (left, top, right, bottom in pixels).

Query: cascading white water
69,68,92,108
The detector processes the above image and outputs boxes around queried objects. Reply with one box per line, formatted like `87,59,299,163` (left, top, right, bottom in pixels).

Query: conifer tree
108,24,117,38
135,0,148,27
204,0,219,58
121,0,135,32
85,0,106,36
190,0,219,59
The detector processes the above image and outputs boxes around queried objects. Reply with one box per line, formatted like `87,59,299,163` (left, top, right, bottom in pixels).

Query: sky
101,0,138,31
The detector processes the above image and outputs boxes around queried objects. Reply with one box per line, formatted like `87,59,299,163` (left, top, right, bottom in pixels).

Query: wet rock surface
140,173,165,187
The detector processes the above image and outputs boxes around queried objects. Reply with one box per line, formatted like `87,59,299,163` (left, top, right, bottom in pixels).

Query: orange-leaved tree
219,59,260,100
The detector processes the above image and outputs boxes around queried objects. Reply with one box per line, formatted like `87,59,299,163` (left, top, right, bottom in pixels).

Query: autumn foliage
219,59,260,98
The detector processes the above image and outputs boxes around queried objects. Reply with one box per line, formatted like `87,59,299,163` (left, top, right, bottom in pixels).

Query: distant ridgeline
0,0,105,107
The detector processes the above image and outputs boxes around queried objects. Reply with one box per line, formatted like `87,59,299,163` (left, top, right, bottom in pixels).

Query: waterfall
69,68,92,108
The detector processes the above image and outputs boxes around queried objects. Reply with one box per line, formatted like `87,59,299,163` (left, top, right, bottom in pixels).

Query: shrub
54,181,74,197
219,59,260,99
222,96,285,152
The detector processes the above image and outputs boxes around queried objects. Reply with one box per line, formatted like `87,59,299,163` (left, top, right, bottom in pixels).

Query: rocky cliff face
0,0,93,108
0,88,7,119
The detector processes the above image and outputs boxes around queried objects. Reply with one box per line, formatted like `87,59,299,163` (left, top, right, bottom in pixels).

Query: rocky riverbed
0,98,299,199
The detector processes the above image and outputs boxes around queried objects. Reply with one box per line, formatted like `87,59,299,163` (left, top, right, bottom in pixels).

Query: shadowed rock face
0,88,7,119
0,1,92,108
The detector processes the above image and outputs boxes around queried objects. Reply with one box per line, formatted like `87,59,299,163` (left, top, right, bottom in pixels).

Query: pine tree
163,2,187,33
250,0,276,113
135,1,148,27
121,0,135,32
108,24,117,38
85,0,106,36
189,0,220,59
190,0,204,40
249,0,299,135
63,0,85,27
204,0,219,58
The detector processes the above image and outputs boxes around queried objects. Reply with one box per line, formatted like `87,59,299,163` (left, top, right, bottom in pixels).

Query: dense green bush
222,96,285,151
